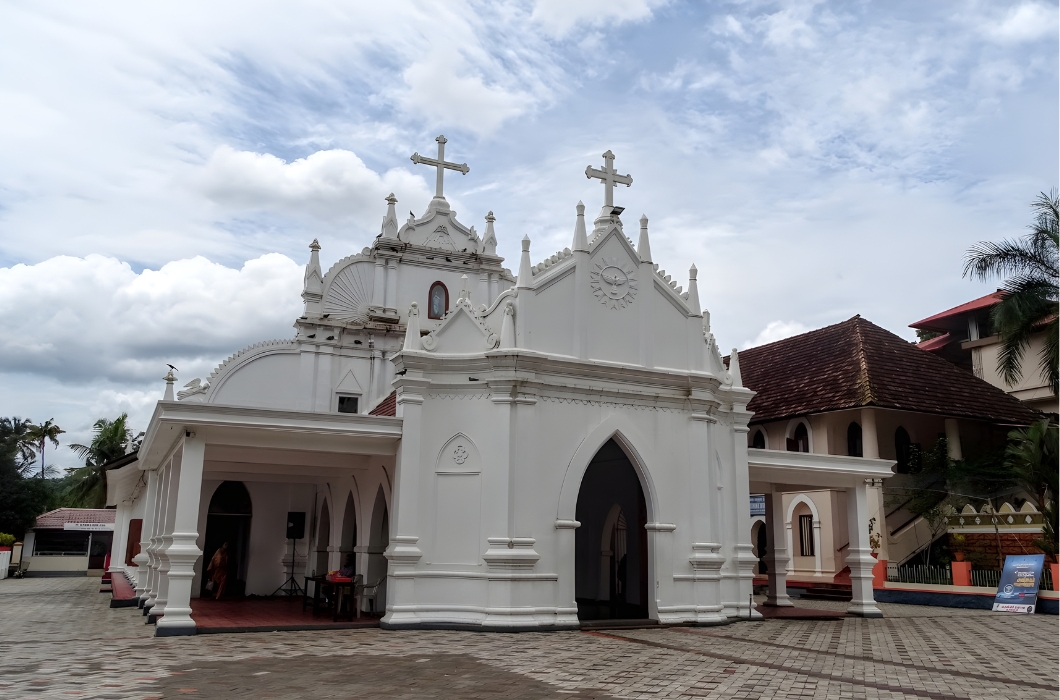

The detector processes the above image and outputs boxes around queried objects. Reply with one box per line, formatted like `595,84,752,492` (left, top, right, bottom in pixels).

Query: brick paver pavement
0,577,1056,699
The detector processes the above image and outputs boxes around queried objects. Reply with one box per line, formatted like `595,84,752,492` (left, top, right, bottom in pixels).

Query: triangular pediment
397,206,481,253
336,369,364,393
421,300,499,354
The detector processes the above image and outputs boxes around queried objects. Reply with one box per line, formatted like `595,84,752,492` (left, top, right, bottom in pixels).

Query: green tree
65,414,143,508
964,189,1059,394
25,419,65,479
1006,420,1059,562
0,417,52,539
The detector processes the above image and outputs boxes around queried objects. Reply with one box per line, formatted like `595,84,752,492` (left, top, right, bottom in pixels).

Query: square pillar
845,480,883,617
763,489,793,607
134,470,159,603
156,433,206,636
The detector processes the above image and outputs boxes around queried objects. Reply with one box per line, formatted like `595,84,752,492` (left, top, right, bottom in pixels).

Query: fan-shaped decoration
323,261,375,323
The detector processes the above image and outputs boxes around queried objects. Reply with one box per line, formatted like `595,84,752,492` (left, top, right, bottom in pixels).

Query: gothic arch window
895,427,917,474
751,429,766,449
847,422,863,457
787,423,809,453
428,281,449,319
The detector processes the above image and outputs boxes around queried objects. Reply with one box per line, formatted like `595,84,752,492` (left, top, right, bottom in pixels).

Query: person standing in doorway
206,542,229,600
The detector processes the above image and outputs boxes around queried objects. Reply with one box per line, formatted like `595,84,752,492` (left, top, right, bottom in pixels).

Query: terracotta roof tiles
737,316,1040,425
34,508,116,530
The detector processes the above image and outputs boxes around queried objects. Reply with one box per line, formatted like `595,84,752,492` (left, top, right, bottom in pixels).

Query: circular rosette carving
323,260,374,323
420,333,437,351
589,256,638,309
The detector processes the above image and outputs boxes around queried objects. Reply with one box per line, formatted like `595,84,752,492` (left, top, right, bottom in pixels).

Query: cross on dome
585,150,632,210
411,135,470,204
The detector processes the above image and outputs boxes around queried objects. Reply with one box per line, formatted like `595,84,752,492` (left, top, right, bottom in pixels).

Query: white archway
785,419,813,453
784,494,822,577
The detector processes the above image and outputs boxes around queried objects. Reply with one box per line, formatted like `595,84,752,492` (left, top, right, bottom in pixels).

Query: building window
895,427,918,474
337,396,359,414
847,422,863,457
751,430,766,449
787,423,809,453
428,281,449,319
799,514,814,556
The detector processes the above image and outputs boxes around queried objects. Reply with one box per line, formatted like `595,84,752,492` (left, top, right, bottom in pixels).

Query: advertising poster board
992,554,1044,613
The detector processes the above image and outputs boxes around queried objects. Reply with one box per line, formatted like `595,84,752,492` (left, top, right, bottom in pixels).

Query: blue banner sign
992,554,1045,613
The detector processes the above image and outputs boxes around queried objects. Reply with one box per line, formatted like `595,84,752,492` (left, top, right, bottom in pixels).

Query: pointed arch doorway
574,438,649,621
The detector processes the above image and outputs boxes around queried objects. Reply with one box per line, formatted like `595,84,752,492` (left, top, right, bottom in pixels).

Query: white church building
105,138,893,636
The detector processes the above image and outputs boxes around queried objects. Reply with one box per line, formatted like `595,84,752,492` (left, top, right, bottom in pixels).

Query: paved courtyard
0,577,1056,699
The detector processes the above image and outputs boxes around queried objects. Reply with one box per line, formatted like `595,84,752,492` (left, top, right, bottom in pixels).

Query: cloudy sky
0,0,1056,471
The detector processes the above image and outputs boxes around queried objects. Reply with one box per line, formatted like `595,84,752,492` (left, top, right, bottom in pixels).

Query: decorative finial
686,264,701,317
163,369,176,401
309,238,320,251
517,235,533,288
482,211,498,255
403,302,421,351
302,240,323,316
637,215,652,263
585,149,632,211
500,302,516,349
459,274,470,301
381,194,399,238
386,192,397,204
728,348,743,388
572,201,588,252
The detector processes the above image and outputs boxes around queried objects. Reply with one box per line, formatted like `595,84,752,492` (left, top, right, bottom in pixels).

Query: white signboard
64,523,114,531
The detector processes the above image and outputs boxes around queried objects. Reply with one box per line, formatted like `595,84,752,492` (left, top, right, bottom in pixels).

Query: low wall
23,555,90,576
875,581,1058,615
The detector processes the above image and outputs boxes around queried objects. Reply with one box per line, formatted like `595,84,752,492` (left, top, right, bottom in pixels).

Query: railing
888,565,952,586
970,569,1000,589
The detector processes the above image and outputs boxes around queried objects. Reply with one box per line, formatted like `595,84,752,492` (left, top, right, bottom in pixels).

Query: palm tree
963,189,1059,394
0,417,36,476
1006,420,1058,562
66,414,143,508
25,419,65,479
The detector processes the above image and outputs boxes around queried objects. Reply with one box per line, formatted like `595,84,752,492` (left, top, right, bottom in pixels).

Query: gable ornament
589,256,638,309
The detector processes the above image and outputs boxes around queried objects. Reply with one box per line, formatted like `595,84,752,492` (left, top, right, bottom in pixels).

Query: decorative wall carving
323,261,374,323
589,256,638,309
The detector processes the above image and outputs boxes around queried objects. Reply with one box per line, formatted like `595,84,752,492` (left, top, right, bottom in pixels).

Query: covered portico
133,400,401,636
748,448,894,617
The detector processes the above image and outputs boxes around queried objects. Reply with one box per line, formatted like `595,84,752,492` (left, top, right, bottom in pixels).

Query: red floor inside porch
190,596,381,633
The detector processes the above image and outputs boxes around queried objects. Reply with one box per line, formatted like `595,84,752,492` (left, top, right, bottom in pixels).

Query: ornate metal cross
585,150,632,209
411,135,470,199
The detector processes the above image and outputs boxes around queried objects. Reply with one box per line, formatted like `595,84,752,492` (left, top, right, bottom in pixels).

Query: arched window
895,427,915,474
847,422,863,457
751,430,766,449
787,423,809,453
428,281,449,319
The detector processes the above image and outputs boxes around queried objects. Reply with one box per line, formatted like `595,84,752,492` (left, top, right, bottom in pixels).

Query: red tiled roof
916,332,952,352
368,390,397,417
34,508,116,530
736,316,1040,425
909,291,1003,331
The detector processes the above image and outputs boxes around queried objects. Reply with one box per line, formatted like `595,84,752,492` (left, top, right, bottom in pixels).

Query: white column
150,459,180,622
385,260,398,312
156,433,206,636
812,519,823,577
860,408,880,459
134,470,159,603
143,464,169,612
478,272,490,307
371,259,386,310
845,480,883,617
784,521,794,575
763,489,792,607
944,418,962,460
109,502,132,574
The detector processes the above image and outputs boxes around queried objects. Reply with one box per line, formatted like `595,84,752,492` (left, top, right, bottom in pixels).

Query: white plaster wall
211,352,302,409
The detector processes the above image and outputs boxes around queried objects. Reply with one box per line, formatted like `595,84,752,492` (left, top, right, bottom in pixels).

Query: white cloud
199,146,431,222
742,321,812,349
0,253,302,384
532,0,667,35
983,2,1057,43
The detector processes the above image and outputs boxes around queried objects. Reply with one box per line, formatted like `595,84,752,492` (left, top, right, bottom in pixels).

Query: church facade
108,139,892,636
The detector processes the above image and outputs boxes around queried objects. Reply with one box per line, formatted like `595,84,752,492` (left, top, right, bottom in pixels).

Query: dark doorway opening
574,438,649,621
201,481,252,599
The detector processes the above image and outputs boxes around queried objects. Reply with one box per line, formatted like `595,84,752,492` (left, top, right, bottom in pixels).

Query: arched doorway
201,481,252,598
574,438,648,621
340,493,357,574
315,499,331,576
366,487,389,612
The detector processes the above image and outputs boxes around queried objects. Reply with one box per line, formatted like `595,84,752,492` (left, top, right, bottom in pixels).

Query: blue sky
0,0,1056,470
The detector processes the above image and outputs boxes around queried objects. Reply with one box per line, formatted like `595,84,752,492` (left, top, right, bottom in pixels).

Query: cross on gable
411,135,470,201
585,150,632,209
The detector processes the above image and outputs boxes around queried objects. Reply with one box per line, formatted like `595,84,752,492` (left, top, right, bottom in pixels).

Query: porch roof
139,401,403,471
748,447,894,491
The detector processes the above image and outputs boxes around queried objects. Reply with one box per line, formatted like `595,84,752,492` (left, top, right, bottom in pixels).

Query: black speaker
286,512,306,540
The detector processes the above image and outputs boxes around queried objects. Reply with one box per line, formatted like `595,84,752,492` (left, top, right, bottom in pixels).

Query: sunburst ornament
589,256,638,309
